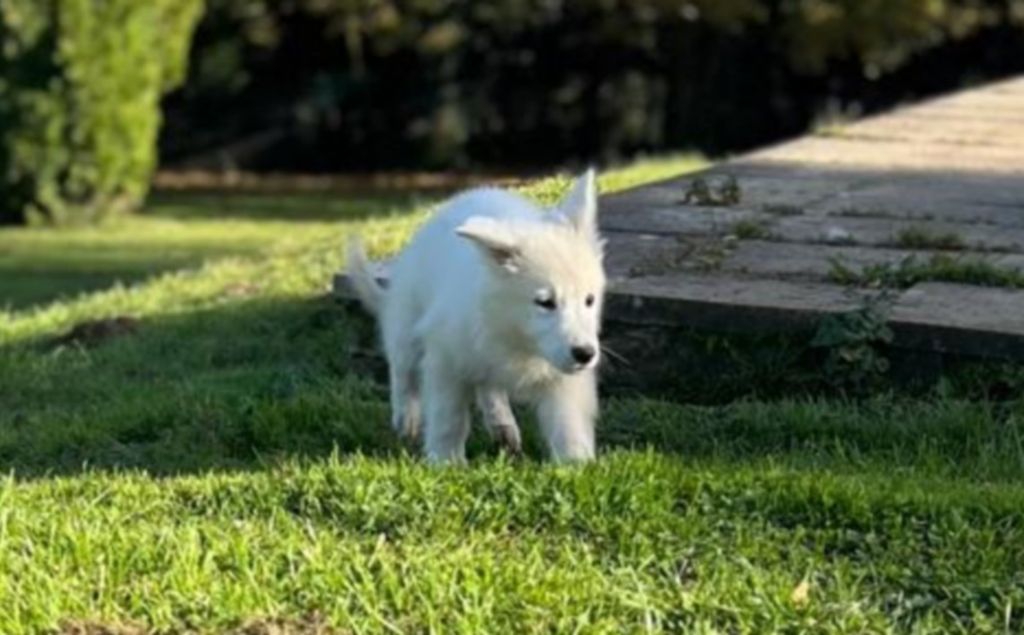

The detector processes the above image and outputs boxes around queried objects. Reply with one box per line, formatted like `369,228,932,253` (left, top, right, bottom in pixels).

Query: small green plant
836,207,887,219
762,204,803,216
682,175,742,206
692,241,732,271
627,235,694,277
895,226,965,251
811,100,865,138
829,254,1024,290
731,219,771,240
836,207,936,221
811,295,894,390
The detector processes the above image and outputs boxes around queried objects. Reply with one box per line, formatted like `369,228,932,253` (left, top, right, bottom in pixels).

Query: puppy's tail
346,236,385,317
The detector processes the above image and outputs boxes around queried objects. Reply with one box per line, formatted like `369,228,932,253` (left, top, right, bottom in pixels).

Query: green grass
0,192,424,311
730,219,772,240
894,226,966,251
829,254,1024,290
3,155,1024,634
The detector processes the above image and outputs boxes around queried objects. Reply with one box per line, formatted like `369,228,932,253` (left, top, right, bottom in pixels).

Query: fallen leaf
791,579,811,606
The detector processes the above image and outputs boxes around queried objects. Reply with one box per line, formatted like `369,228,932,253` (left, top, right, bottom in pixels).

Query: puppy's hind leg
476,388,521,455
384,331,423,440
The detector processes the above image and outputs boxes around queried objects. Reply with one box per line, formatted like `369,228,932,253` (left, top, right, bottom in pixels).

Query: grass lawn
2,155,1024,634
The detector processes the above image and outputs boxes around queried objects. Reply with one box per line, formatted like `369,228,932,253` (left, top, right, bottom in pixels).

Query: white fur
347,170,606,463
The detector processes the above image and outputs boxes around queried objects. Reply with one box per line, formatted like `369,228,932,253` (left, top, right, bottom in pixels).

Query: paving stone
747,137,1024,174
810,173,1024,207
602,232,696,278
605,273,872,332
601,203,767,236
716,241,937,280
807,193,1024,227
774,216,1024,252
842,118,1024,148
890,283,1024,359
603,170,867,215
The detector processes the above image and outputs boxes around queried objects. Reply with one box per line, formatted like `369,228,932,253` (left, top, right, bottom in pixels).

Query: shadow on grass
147,190,434,222
2,289,1023,482
2,269,159,311
0,295,404,478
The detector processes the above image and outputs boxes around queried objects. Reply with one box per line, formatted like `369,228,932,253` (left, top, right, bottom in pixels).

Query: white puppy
347,170,605,463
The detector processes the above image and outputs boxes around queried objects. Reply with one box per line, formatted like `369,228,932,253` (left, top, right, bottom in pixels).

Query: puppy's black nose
571,345,596,365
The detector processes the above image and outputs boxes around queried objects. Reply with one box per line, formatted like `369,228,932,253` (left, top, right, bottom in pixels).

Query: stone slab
839,119,1024,148
806,173,1024,210
600,205,763,237
807,195,1024,227
603,226,1024,285
602,231,696,278
605,274,873,332
774,216,1024,252
746,136,1024,174
601,170,868,217
889,283,1024,359
718,241,938,280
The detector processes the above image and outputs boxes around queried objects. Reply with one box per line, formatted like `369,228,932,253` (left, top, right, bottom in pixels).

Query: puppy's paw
491,424,522,456
392,406,421,440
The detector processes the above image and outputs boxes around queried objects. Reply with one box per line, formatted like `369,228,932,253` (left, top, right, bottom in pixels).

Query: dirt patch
227,615,347,635
58,623,148,635
51,317,140,348
58,615,348,635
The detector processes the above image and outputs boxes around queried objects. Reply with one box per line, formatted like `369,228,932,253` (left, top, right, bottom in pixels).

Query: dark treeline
160,0,1024,172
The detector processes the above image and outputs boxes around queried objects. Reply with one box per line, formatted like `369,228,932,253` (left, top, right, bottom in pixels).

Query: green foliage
762,203,804,216
682,175,743,206
829,254,1024,289
0,0,204,226
896,225,966,250
168,0,1024,170
811,295,895,391
731,219,771,239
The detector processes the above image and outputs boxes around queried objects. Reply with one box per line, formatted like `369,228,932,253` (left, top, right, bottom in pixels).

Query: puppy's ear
456,217,521,273
556,167,598,238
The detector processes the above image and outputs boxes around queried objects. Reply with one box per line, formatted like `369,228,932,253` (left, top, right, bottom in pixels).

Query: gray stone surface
605,274,873,332
890,284,1024,359
774,216,1024,252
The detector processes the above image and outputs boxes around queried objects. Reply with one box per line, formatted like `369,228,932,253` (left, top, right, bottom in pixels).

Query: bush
162,0,1024,172
0,0,204,225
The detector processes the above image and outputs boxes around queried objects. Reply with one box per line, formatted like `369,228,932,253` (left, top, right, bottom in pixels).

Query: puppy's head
457,170,606,374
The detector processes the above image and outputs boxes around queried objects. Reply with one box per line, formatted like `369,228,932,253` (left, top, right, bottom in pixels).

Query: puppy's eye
534,296,557,311
585,294,596,307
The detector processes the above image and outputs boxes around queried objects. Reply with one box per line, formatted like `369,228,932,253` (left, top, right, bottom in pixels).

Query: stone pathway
598,75,1024,360
337,76,1024,361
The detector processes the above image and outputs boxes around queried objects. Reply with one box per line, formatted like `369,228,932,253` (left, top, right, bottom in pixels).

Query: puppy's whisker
601,345,631,366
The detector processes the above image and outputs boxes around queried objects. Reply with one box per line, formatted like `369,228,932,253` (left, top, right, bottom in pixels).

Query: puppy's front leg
421,356,471,464
535,370,597,462
476,388,521,455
